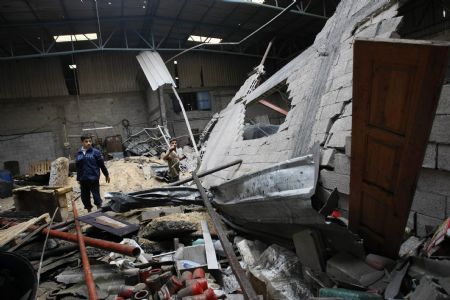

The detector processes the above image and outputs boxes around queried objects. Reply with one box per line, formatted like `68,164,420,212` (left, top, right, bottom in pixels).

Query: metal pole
72,199,98,300
168,159,242,186
191,172,259,300
171,85,200,158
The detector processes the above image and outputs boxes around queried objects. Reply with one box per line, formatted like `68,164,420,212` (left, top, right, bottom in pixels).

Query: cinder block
411,190,446,219
331,73,352,91
447,197,450,218
437,144,450,171
342,102,352,117
326,131,351,149
417,168,450,197
422,143,436,169
320,169,350,195
320,89,340,106
321,148,336,168
436,84,450,115
329,116,352,132
355,23,379,38
430,115,450,143
415,213,443,237
334,153,351,175
320,102,345,120
337,86,352,103
376,17,403,37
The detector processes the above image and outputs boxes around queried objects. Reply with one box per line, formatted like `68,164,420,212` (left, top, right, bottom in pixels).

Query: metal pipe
72,199,98,300
40,227,140,256
191,172,259,300
0,219,139,256
168,159,242,186
258,99,289,116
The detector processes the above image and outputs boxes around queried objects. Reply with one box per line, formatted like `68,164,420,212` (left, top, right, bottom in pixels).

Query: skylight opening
249,0,264,3
53,33,98,43
187,35,222,44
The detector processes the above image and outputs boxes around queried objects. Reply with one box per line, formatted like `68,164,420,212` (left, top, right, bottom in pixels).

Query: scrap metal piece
77,211,139,237
107,187,203,213
137,51,175,91
211,145,322,224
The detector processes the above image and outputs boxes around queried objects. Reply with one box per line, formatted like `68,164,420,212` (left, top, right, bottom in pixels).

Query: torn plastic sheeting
106,187,203,212
247,243,313,299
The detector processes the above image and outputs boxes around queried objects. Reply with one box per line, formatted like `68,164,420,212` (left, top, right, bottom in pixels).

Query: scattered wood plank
0,213,50,247
201,220,219,270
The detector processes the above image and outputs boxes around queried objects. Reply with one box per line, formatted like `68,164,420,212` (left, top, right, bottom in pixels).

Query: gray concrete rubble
0,0,449,299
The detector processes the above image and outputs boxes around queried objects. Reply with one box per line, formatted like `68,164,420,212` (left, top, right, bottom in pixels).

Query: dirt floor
1,156,193,217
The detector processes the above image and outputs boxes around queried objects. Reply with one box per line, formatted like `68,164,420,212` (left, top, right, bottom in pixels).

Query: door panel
349,38,449,258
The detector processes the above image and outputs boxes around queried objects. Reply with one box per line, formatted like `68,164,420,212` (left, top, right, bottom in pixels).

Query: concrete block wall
0,91,149,172
201,0,449,235
200,0,400,187
0,132,56,174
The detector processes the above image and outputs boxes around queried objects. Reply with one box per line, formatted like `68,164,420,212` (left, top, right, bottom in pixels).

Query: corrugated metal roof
77,52,144,94
0,58,68,99
137,51,175,91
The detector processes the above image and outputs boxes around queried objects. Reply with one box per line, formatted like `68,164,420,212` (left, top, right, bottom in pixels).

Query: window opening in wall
170,91,212,112
243,82,291,140
61,56,80,95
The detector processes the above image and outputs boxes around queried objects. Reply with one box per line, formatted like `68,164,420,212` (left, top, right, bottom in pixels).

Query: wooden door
349,38,449,258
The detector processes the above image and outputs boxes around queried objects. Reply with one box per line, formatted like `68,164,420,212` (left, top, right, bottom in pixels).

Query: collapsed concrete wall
200,0,449,235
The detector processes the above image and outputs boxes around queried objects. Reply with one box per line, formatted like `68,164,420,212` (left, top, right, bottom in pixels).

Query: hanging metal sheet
136,51,175,91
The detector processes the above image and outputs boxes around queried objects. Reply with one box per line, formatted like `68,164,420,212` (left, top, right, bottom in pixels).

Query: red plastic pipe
41,227,140,257
0,219,140,257
72,199,98,300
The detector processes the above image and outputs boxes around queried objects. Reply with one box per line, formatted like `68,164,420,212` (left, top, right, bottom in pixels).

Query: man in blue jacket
76,135,110,212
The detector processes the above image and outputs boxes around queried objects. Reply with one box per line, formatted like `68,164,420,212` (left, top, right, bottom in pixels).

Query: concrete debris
410,276,450,300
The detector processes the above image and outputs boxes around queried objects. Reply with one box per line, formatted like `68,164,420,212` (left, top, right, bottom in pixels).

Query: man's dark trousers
80,180,102,209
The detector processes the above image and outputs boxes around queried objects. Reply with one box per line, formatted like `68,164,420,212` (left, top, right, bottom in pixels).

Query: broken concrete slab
139,219,197,239
320,169,350,194
334,153,350,175
139,211,216,239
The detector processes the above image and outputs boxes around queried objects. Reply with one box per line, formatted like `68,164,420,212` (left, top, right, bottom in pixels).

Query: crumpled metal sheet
106,187,203,212
136,51,175,91
211,145,322,224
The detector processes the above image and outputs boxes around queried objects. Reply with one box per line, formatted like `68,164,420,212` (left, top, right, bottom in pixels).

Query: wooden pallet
28,160,52,175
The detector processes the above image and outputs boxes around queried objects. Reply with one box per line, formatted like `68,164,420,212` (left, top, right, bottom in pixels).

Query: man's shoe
87,207,92,213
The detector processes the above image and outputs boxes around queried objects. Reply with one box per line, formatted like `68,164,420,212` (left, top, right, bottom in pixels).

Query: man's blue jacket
76,147,109,181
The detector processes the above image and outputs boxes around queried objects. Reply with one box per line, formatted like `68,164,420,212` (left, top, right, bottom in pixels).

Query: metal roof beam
157,0,187,48
0,46,284,61
220,0,328,19
0,15,244,33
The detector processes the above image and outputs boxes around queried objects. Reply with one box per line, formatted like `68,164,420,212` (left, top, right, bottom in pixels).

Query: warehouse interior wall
0,52,258,173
